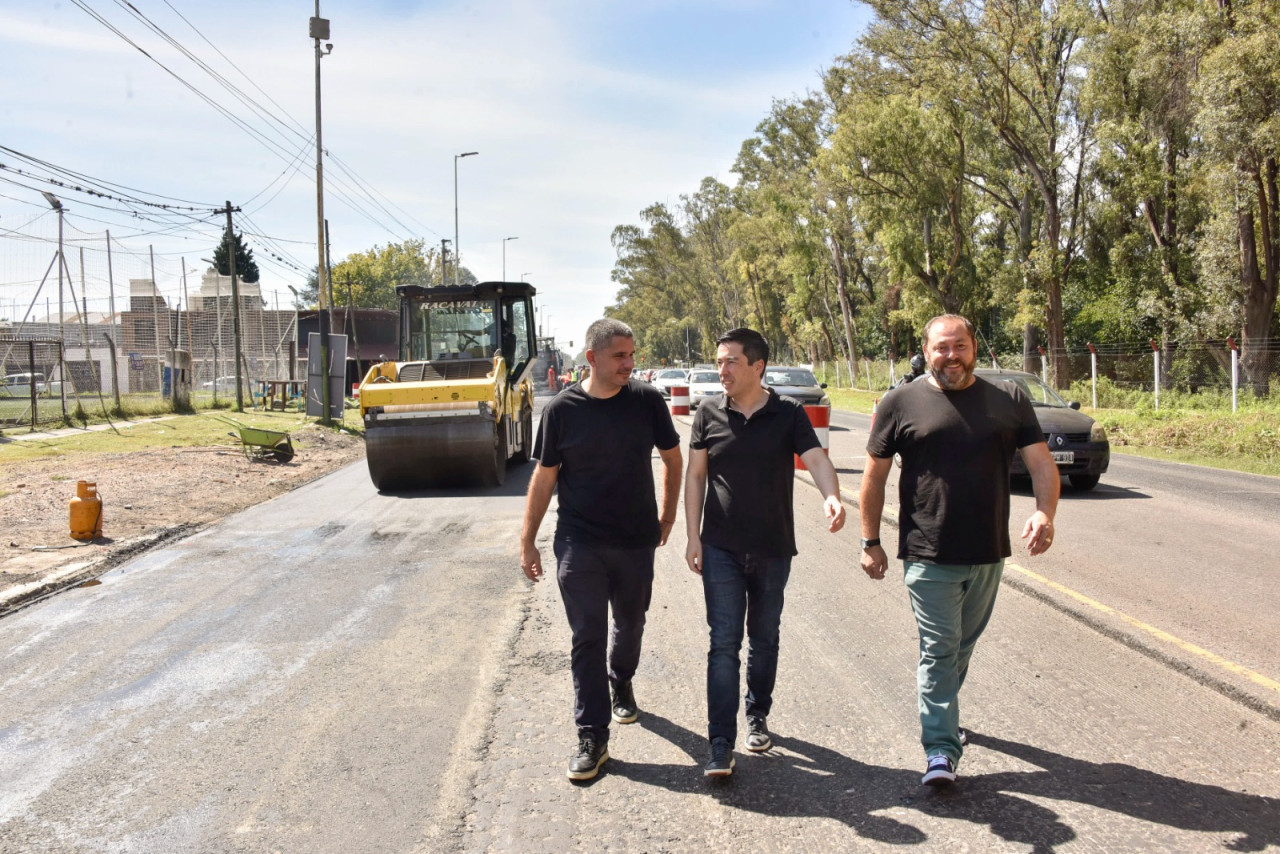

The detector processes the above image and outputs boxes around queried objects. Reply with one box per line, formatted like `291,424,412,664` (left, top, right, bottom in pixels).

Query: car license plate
1051,451,1074,464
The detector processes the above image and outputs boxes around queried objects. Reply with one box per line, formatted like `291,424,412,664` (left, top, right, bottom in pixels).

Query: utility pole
215,202,245,411
311,4,334,425
42,192,68,420
441,239,451,286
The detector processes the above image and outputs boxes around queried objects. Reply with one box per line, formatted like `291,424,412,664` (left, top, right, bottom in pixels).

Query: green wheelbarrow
216,416,295,463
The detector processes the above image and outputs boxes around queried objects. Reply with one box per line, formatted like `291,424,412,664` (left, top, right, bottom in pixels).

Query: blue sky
1,0,868,351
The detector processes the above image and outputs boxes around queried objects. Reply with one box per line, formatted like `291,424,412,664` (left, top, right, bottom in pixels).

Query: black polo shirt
534,380,680,549
690,387,822,558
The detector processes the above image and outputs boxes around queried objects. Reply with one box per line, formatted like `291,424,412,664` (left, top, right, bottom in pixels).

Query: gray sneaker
704,737,735,777
745,716,772,752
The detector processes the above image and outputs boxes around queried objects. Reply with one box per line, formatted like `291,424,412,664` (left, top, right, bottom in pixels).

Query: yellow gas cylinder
69,480,103,541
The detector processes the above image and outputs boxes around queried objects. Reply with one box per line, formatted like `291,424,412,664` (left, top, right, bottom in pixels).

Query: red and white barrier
352,382,361,400
795,404,831,470
670,385,690,416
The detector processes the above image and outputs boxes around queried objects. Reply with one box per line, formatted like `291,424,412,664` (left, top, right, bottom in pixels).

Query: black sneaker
704,737,735,777
745,716,772,752
958,727,968,747
611,680,638,725
922,754,956,786
567,735,608,781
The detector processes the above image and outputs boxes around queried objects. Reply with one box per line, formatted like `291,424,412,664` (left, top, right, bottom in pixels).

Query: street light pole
42,192,68,420
454,151,478,286
311,4,334,424
502,236,518,281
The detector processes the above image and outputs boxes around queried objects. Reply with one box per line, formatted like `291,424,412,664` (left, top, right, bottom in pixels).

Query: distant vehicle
762,366,829,407
652,368,689,398
1,372,46,397
201,376,239,393
686,369,723,409
975,368,1110,491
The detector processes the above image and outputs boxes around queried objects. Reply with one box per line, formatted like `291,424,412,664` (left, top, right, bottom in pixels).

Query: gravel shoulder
0,423,366,613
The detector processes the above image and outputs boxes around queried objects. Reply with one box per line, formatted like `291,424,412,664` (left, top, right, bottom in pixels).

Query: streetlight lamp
502,236,518,281
454,151,478,286
520,272,530,282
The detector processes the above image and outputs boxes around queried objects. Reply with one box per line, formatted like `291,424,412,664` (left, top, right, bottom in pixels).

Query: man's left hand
1021,511,1055,556
823,495,846,533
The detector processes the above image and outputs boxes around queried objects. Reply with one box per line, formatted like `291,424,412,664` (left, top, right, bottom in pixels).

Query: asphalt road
1,397,1278,852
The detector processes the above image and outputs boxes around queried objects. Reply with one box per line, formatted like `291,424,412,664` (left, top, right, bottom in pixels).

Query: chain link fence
814,340,1280,410
2,272,309,432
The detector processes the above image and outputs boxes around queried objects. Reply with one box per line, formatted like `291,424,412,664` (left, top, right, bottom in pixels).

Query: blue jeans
554,538,655,741
902,559,1004,763
701,544,792,744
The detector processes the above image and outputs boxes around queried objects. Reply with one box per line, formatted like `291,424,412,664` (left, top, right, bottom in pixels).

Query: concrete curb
0,524,201,618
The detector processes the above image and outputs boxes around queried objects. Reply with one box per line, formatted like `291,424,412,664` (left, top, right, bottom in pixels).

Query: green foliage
603,0,1280,392
213,226,260,284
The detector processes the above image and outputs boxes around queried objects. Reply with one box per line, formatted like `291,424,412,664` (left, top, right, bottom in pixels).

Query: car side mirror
820,383,828,389
1068,401,1081,410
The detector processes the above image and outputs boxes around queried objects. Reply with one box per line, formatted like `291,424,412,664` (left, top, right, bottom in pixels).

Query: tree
214,226,260,283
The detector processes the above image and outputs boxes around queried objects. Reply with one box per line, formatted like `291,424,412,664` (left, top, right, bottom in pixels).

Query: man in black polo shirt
684,327,846,777
521,318,682,781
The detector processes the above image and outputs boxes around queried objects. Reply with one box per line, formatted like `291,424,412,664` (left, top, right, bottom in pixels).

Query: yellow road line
1006,561,1280,697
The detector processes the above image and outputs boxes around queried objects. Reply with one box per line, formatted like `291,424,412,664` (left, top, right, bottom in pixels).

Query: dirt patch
0,425,365,607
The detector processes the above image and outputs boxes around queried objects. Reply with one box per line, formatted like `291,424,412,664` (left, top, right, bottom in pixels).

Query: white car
686,369,723,409
201,376,239,393
652,368,689,398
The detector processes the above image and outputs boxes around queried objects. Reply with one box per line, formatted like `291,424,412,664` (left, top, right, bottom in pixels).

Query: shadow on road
966,732,1280,853
605,715,1275,851
1011,479,1151,501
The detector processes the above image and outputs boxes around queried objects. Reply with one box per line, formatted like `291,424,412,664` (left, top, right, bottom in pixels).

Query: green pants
903,559,1005,763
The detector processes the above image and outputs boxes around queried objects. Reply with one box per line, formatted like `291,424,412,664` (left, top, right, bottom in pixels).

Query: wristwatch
860,537,880,550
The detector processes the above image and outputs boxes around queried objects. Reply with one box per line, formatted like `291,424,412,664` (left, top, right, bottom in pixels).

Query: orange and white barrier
670,385,690,416
795,404,831,470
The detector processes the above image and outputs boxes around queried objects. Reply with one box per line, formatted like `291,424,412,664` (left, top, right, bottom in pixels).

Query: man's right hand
860,544,887,581
685,538,702,575
520,541,543,582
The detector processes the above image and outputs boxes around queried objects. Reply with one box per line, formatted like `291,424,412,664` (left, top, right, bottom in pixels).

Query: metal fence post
1150,339,1160,410
1087,342,1097,409
1228,337,1238,413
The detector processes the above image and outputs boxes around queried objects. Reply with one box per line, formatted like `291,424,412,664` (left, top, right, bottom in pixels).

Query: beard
929,356,975,390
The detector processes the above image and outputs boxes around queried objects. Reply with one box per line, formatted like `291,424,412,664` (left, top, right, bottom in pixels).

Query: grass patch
0,407,362,464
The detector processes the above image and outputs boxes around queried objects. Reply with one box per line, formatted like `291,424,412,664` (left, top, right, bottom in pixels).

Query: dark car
975,368,1110,491
763,366,830,407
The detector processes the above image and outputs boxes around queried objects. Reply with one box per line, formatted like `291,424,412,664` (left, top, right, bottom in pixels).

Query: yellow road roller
358,281,537,490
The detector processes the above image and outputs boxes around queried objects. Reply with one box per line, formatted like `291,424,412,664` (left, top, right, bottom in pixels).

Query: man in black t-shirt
685,327,846,777
520,318,682,782
859,314,1060,787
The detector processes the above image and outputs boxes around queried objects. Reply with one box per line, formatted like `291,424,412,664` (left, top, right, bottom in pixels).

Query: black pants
554,538,655,740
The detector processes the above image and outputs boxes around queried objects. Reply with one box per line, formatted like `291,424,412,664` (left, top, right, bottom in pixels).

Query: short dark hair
922,314,976,348
585,318,634,352
716,327,769,366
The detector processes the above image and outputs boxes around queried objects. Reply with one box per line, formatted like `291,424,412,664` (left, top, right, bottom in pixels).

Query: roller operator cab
359,281,538,490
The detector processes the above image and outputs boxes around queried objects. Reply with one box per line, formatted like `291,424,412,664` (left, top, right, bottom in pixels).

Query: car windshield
987,374,1070,407
658,369,685,379
689,371,719,384
764,369,818,387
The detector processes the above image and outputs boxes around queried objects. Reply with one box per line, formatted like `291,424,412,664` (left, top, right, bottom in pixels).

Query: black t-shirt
533,380,680,549
866,376,1042,564
690,388,822,558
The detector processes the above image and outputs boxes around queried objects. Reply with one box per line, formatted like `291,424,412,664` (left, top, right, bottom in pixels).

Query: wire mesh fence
814,340,1280,410
1,271,309,430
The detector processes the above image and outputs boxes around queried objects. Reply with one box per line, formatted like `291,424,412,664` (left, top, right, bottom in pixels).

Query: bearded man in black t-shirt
859,314,1060,787
520,318,683,782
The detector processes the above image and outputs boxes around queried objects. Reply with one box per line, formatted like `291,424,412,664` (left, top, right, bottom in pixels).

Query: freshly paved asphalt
1,397,1278,852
